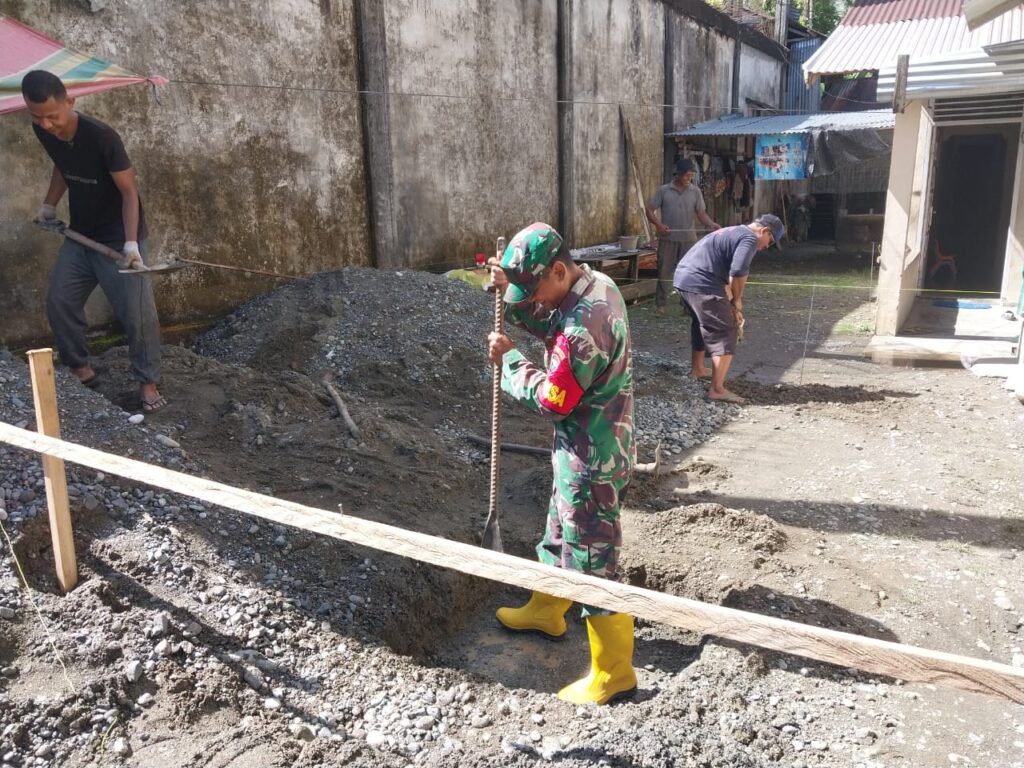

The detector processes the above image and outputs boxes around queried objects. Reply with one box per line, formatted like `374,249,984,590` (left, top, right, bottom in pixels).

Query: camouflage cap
500,222,564,304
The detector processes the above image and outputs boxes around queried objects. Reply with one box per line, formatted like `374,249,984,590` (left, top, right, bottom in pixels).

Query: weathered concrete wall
1,0,784,348
371,0,558,269
0,0,369,348
666,14,734,136
566,0,664,246
738,44,782,110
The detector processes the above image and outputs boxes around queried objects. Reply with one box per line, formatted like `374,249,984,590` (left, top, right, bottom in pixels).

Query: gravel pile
192,269,738,457
193,269,531,393
0,268,916,767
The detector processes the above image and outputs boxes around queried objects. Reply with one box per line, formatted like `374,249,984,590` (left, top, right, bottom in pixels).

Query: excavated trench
8,268,793,701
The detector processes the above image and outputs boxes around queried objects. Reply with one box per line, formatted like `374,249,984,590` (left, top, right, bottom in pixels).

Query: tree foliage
752,0,848,36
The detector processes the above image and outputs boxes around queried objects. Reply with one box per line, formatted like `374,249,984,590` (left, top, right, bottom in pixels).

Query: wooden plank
620,105,654,243
892,54,909,115
618,278,657,303
2,423,1024,702
25,350,78,592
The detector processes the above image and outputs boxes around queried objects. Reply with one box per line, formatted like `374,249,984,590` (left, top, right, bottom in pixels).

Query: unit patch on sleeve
540,333,584,415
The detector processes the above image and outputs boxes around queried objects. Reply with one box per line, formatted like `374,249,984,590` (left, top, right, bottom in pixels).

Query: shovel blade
481,512,503,552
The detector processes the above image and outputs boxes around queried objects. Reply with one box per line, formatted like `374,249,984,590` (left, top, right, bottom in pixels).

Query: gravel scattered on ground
1,265,1022,767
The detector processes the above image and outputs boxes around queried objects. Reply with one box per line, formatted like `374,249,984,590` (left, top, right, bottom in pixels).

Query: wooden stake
620,105,653,243
25,349,78,592
2,421,1024,704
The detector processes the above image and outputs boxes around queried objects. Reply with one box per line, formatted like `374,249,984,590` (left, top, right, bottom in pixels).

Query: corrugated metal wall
787,38,823,113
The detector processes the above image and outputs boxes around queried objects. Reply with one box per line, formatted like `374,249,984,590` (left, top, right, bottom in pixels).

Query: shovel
481,235,506,552
34,219,187,275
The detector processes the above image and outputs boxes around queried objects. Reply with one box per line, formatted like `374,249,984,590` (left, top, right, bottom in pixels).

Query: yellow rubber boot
496,592,572,639
557,613,637,705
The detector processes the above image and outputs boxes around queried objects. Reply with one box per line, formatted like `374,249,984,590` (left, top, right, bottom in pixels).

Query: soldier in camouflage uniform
487,222,638,705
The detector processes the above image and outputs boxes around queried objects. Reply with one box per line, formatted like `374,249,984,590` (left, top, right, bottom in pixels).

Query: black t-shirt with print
33,114,147,248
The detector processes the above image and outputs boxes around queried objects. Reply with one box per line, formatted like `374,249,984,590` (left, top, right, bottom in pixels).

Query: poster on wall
755,134,808,180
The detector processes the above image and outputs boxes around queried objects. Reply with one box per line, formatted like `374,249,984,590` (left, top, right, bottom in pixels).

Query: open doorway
925,124,1019,292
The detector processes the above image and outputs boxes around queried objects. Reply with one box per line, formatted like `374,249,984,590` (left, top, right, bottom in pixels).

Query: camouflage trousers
536,449,629,618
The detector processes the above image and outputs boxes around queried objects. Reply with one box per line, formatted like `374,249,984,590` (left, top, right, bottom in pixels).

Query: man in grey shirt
646,159,720,315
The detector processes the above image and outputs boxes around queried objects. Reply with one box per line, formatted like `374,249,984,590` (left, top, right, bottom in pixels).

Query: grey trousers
656,239,693,307
46,238,162,384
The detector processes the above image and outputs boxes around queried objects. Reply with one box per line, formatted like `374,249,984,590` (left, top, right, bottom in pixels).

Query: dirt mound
94,344,491,535
620,503,786,604
728,379,910,407
193,268,534,402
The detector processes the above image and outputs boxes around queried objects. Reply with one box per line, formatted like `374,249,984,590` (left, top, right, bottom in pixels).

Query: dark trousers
656,240,692,307
678,290,737,357
46,238,162,384
681,296,705,352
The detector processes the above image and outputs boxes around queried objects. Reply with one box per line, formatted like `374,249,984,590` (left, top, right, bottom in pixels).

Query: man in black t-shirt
21,70,167,414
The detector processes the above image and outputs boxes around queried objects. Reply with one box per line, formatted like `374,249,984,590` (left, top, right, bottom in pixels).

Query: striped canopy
0,13,166,115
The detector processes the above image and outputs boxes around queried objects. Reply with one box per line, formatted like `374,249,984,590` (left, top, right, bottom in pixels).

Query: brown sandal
141,395,169,414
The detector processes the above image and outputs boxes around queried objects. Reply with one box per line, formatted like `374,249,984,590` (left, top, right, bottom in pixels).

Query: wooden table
571,245,657,301
571,246,655,282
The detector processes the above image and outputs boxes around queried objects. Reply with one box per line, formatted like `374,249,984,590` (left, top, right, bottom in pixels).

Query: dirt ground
632,252,1024,765
2,250,1024,767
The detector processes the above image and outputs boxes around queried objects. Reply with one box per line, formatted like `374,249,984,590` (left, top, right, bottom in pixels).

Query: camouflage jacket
502,266,635,483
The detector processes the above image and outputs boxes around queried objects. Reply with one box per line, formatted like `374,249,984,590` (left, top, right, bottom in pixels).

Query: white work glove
36,203,57,222
119,241,144,271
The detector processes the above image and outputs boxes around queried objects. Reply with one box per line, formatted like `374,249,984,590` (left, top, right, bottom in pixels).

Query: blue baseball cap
755,214,785,248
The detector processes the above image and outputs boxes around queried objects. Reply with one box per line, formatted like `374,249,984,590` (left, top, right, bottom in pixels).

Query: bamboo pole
1,420,1023,703
25,350,78,592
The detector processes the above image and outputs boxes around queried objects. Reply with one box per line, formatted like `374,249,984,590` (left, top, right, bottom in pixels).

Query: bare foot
692,369,711,379
72,365,96,383
708,388,746,405
72,366,101,388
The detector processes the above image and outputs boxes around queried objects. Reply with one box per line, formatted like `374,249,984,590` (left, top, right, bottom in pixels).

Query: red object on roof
842,0,964,26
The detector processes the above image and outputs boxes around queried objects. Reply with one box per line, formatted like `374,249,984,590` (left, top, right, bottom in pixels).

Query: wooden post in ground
26,349,78,592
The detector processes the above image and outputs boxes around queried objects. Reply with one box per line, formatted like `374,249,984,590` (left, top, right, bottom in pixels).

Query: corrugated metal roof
667,110,895,137
843,0,962,27
787,39,824,112
803,4,1024,78
878,38,1024,99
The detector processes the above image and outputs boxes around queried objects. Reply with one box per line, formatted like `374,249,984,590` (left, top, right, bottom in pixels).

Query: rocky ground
0,254,1022,767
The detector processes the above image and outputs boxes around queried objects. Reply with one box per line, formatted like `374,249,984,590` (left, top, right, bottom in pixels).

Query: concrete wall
565,0,665,245
666,14,734,138
1002,131,1024,308
1,0,784,348
371,0,558,269
876,101,933,336
738,44,781,111
0,0,370,348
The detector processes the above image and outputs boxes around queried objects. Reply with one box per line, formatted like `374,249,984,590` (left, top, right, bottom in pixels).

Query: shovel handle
61,228,136,266
37,222,150,273
483,235,506,551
